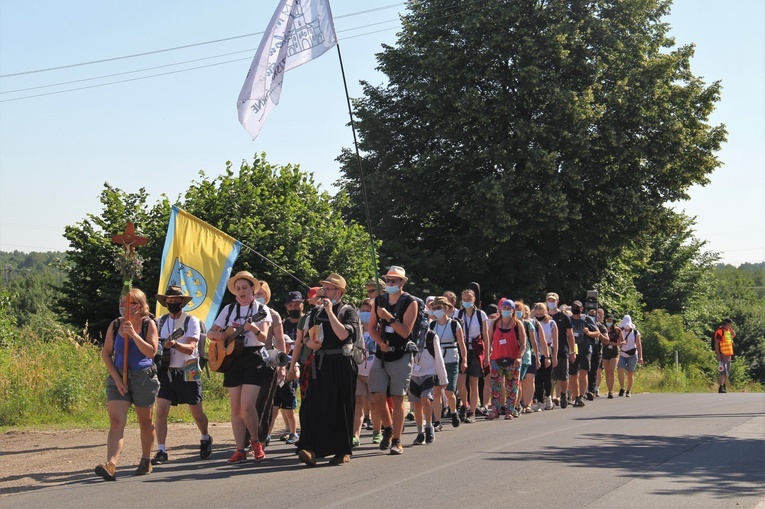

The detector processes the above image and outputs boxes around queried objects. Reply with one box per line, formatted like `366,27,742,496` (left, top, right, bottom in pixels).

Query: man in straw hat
151,285,213,466
208,271,273,464
368,266,418,455
297,273,359,466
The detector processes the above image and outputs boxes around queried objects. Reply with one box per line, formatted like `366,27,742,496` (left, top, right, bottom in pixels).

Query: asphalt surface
2,392,764,509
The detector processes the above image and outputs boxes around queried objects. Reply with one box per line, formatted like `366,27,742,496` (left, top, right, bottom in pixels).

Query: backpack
339,303,366,365
458,307,485,350
157,313,209,369
430,319,459,358
375,292,423,361
417,326,437,358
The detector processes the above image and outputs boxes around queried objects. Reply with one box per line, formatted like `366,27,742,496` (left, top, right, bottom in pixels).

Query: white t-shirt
459,308,488,346
158,313,200,368
214,302,273,347
430,319,462,364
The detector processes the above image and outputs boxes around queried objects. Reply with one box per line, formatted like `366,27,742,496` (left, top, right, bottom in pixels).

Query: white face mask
255,297,266,305
546,301,557,311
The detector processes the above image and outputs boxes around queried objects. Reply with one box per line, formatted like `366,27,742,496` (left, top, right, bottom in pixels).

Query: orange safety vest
715,328,734,356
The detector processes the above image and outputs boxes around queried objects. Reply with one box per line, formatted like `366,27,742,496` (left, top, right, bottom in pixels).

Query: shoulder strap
224,303,236,325
141,317,150,338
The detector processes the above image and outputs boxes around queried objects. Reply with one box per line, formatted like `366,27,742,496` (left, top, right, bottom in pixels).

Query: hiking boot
619,389,625,397
251,441,266,461
95,462,116,481
464,413,476,424
380,426,393,450
413,432,425,445
718,386,726,393
134,457,152,476
625,390,631,397
390,438,403,455
560,397,568,409
200,436,213,460
328,454,350,465
298,449,316,467
433,421,443,432
372,431,383,444
352,436,360,448
425,427,435,444
451,411,461,428
227,449,248,464
151,450,168,465
586,391,595,401
286,433,299,445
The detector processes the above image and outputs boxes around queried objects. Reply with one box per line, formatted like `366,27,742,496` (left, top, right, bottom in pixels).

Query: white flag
237,0,337,140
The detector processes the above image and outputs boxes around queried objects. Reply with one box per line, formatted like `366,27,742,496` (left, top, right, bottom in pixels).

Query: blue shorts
617,355,638,372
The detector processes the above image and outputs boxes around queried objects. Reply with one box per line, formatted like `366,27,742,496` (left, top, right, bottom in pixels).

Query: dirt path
0,419,290,497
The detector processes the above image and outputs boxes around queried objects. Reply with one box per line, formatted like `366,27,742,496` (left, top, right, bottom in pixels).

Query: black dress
298,302,358,458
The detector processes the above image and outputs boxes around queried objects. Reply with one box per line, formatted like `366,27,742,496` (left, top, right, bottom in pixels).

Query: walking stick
112,223,147,386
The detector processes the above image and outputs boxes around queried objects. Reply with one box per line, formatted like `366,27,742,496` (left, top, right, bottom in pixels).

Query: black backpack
375,292,423,361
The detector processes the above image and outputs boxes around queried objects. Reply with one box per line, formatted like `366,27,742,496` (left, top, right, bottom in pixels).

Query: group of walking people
94,265,645,479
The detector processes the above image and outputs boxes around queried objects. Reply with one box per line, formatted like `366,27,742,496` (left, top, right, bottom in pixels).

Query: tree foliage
57,156,375,339
337,0,726,300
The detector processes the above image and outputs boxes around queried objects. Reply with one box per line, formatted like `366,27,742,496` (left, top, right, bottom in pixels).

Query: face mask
501,310,513,318
385,285,400,295
255,297,266,305
606,321,614,328
330,298,340,305
359,311,371,324
571,306,581,315
434,309,446,319
463,301,474,309
535,314,545,321
119,306,126,317
287,309,301,319
166,302,183,314
427,309,435,317
516,310,524,319
546,301,557,311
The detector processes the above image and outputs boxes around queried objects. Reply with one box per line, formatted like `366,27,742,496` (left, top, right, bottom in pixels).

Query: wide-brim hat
320,273,346,292
156,285,192,307
384,265,408,281
227,271,261,294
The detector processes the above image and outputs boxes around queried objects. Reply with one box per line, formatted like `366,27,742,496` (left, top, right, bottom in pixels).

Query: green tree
337,0,726,300
58,156,376,337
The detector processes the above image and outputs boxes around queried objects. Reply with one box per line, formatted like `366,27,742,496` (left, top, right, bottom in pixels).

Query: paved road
2,393,763,509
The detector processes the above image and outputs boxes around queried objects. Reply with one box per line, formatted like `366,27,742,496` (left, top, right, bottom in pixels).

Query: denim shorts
617,355,638,372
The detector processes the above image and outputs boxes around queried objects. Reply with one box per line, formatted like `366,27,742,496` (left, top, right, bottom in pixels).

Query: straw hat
227,271,261,294
384,266,408,281
156,285,192,307
320,273,346,292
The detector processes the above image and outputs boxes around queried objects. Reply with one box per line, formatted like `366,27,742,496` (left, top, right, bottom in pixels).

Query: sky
0,0,763,266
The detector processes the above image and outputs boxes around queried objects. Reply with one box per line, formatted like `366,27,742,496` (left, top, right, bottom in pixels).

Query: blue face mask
516,310,524,320
359,311,371,324
385,285,400,295
255,297,266,305
434,309,446,319
501,310,513,318
463,301,474,309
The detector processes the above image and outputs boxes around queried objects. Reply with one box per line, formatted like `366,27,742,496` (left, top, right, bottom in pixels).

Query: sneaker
625,390,631,397
251,441,266,461
608,392,614,399
464,413,476,423
476,406,489,416
280,433,290,441
586,391,594,401
151,450,168,465
134,457,152,476
372,431,383,444
718,386,726,394
264,435,271,447
544,397,554,410
451,411,461,428
352,436,360,448
390,438,403,455
406,411,415,422
425,427,435,444
328,454,350,465
380,426,393,450
552,397,560,407
200,437,213,460
227,449,248,464
560,397,568,409
413,432,425,445
595,388,601,397
363,416,373,430
95,462,116,481
298,449,316,467
433,421,443,432
573,397,585,407
458,405,467,422
533,402,544,412
286,433,299,445
619,389,625,397
441,407,450,418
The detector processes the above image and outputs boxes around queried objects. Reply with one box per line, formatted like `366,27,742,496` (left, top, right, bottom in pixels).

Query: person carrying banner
151,286,213,466
207,271,272,464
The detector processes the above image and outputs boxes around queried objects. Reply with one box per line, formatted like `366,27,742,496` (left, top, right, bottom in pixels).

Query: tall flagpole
335,43,381,291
